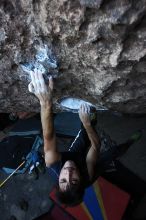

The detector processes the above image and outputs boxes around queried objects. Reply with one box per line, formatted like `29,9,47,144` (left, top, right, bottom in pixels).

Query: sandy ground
0,112,146,220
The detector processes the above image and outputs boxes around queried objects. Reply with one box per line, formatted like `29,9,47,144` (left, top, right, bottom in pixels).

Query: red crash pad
97,177,130,220
49,177,130,220
34,204,75,220
50,189,92,220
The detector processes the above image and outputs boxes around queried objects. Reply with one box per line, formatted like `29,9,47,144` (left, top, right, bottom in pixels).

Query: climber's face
59,160,80,191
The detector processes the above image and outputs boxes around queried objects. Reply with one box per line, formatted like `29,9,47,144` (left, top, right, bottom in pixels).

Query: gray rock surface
0,171,54,220
0,113,146,220
0,0,146,113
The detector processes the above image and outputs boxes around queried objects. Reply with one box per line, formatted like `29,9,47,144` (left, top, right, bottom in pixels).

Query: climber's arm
28,70,61,166
79,104,101,180
41,104,61,166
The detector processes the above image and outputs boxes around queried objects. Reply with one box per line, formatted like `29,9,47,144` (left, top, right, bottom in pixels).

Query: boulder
0,0,146,113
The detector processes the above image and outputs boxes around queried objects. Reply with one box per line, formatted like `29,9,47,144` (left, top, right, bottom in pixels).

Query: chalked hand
28,68,53,107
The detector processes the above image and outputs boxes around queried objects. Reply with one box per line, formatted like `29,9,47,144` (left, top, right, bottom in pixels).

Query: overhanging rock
0,0,146,113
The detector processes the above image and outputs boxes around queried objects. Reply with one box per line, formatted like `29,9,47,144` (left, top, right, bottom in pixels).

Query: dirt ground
0,112,146,220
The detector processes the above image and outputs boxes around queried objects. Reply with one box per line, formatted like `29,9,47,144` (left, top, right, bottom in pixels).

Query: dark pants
68,127,146,199
68,126,129,165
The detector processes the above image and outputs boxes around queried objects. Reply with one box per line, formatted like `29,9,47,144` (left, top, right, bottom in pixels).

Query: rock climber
28,69,142,206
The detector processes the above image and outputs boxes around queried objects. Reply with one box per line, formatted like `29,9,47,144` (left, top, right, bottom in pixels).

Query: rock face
0,0,146,113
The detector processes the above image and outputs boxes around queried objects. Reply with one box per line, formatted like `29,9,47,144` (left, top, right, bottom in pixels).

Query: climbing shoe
127,130,142,145
28,165,39,180
116,130,143,157
36,162,46,174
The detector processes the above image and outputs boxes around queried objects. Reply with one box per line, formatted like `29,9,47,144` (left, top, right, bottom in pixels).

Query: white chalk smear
60,97,93,110
59,97,108,112
20,44,58,83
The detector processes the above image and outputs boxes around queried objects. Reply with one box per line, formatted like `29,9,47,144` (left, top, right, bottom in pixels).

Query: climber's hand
79,103,91,127
28,69,53,107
